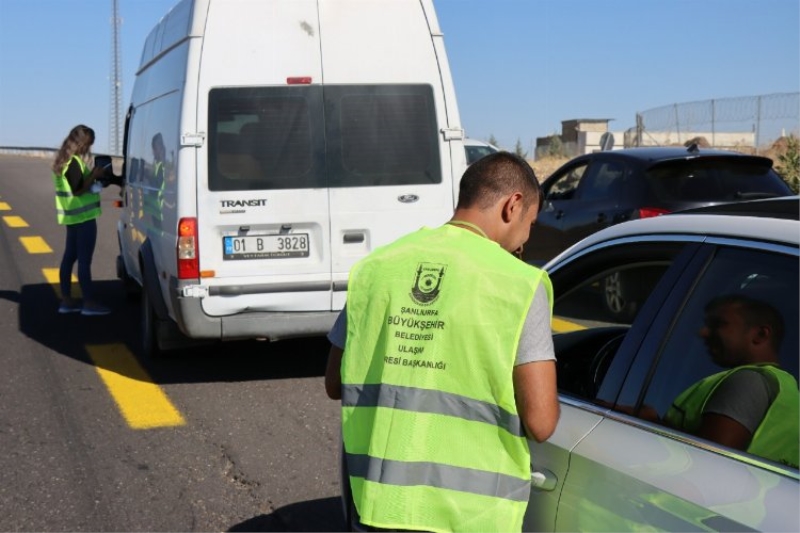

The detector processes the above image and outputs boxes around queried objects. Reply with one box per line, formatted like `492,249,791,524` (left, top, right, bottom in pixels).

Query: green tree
488,134,500,148
514,138,528,159
777,134,800,193
547,134,565,158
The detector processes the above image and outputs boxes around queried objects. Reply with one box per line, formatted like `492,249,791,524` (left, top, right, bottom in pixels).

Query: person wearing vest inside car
666,294,799,468
51,125,110,316
325,152,560,532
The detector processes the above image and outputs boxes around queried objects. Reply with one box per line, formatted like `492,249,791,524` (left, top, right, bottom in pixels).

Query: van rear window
207,84,441,191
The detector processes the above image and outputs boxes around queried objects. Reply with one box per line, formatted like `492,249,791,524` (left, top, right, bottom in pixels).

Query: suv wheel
603,271,639,322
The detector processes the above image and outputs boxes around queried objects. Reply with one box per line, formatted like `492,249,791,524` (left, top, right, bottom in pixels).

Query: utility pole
109,0,122,155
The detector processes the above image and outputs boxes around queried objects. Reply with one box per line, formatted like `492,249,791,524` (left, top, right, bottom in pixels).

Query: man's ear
752,325,772,345
501,192,524,223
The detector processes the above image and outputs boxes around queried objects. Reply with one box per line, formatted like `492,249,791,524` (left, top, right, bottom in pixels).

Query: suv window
639,246,799,465
207,84,440,191
545,162,588,200
644,158,791,202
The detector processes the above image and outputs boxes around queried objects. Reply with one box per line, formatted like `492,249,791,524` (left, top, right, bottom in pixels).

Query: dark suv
524,145,793,264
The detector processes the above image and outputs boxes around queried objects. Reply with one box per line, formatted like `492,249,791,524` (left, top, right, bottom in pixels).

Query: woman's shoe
81,304,111,316
58,301,82,314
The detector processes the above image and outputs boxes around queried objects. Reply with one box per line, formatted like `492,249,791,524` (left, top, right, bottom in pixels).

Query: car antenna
686,142,699,154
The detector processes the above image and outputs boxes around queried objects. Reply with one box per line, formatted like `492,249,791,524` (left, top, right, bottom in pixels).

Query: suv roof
675,195,799,220
579,145,774,165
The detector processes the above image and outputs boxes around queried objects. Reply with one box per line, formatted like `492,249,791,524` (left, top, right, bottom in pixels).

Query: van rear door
319,0,457,309
195,0,331,317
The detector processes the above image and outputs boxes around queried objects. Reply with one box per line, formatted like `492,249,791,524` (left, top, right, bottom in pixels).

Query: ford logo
397,194,419,204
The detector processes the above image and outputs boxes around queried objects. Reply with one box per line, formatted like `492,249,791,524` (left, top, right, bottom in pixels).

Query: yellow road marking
20,236,52,254
86,344,186,429
43,268,80,298
0,202,10,210
552,317,586,333
3,215,28,228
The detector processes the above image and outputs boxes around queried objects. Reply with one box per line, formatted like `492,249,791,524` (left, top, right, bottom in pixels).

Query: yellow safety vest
666,364,799,468
341,224,553,533
52,155,101,225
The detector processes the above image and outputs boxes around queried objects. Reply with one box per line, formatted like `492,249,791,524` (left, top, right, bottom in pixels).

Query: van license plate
223,234,310,260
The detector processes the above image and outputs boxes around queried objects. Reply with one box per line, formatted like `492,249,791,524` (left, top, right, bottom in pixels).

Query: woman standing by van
51,124,110,316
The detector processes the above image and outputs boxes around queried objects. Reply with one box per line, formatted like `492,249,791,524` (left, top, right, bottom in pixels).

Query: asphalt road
0,155,346,531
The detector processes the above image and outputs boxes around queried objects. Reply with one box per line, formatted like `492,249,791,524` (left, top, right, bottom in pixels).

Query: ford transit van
116,0,467,357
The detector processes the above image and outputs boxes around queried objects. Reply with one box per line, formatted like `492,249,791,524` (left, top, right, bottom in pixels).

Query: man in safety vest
325,151,560,532
665,294,799,468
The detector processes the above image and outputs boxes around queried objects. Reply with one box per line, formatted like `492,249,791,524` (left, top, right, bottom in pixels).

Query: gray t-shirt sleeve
515,283,556,366
704,369,777,433
327,305,347,349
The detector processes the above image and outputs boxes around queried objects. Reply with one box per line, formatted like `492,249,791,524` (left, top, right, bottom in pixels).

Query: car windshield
644,157,791,202
466,145,497,165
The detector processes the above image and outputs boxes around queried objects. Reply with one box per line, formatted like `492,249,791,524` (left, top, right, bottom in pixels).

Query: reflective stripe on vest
342,382,525,437
341,224,553,532
52,155,101,225
345,451,530,502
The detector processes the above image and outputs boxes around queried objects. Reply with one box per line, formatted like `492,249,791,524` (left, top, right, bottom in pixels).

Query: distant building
535,119,625,159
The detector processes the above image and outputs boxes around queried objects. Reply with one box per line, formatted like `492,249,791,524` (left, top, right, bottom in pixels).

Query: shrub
776,134,800,193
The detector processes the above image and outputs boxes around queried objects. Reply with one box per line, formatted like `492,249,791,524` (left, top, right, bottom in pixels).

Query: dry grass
528,156,569,182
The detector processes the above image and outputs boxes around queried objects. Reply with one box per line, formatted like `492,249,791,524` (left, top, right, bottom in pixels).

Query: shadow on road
15,280,332,384
229,496,346,532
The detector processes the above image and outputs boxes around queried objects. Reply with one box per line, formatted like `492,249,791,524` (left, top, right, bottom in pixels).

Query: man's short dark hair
457,151,542,212
706,294,786,352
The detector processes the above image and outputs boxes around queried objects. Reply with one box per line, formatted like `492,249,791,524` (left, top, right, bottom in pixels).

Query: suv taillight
639,207,670,219
177,217,199,279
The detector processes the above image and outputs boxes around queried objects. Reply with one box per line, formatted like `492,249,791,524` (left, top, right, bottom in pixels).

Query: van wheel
116,255,141,301
141,289,164,358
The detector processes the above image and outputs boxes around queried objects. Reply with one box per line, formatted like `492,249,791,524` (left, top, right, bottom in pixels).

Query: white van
116,0,467,357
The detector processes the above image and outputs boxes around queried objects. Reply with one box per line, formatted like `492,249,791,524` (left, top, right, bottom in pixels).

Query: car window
644,158,791,202
545,162,588,200
465,145,497,165
637,246,799,466
549,241,685,401
207,84,441,191
576,161,625,201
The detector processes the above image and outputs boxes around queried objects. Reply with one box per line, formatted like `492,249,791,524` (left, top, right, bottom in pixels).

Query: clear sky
0,0,798,155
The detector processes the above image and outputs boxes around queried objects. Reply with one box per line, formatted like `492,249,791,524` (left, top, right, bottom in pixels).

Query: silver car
526,197,799,531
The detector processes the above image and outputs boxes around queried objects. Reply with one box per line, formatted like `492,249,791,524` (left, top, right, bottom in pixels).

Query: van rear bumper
168,279,339,342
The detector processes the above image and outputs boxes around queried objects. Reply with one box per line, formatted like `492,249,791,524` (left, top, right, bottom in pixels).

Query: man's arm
513,360,559,442
325,345,344,400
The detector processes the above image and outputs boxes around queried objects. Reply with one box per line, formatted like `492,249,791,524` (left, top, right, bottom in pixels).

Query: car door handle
597,213,608,223
343,232,365,244
554,210,565,220
531,468,557,491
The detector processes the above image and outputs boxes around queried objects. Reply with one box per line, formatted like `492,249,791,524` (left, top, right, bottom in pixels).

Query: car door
525,238,702,531
525,158,590,263
547,240,800,532
560,158,632,248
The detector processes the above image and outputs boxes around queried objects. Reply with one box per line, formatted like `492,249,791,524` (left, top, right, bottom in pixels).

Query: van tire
141,288,165,359
117,255,141,301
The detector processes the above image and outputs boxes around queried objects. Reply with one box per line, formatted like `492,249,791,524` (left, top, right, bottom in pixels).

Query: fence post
674,104,680,144
755,95,762,154
711,99,716,147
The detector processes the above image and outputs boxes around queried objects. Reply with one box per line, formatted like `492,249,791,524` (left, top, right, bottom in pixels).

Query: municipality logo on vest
410,263,446,305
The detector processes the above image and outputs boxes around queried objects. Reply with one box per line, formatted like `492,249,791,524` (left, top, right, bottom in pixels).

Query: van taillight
177,217,199,279
287,76,312,85
639,207,670,219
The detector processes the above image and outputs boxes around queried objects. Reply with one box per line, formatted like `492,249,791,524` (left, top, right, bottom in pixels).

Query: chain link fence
628,92,800,155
